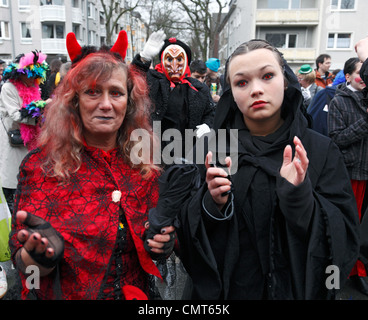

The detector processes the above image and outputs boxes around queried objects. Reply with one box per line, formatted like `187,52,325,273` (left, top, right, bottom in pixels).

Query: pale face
162,44,187,82
319,58,331,74
191,71,206,83
346,62,366,91
78,68,128,148
297,74,309,88
228,48,285,136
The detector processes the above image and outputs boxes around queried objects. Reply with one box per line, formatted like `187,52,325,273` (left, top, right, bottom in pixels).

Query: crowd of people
0,30,367,301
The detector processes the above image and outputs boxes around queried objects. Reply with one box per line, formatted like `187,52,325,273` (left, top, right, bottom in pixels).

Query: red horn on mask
110,30,128,60
66,32,82,62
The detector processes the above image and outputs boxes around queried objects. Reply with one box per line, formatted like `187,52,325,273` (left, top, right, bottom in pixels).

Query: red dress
10,145,161,299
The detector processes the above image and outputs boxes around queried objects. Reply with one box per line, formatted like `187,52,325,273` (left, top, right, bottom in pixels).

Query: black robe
177,59,360,300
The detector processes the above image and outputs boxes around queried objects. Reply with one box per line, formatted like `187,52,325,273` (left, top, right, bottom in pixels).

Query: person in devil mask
176,39,360,300
132,31,215,164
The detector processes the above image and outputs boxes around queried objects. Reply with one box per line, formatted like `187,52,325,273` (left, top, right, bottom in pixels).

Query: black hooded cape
176,56,360,300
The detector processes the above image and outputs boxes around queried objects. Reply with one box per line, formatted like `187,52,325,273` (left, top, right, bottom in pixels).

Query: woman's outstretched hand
15,210,64,276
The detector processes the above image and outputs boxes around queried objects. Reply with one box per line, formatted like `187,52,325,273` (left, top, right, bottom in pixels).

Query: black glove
144,227,176,260
19,212,64,269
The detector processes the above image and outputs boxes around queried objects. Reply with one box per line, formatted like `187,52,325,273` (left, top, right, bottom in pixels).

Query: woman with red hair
9,35,174,300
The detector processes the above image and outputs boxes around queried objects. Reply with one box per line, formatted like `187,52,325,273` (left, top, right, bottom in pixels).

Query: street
1,257,368,300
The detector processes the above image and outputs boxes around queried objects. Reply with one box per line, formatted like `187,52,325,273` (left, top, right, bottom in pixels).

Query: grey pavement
1,256,368,300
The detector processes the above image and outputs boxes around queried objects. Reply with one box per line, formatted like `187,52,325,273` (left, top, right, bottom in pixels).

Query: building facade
218,0,368,72
0,0,146,64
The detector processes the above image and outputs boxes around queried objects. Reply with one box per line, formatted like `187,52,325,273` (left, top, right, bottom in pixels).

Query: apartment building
0,0,147,64
218,0,368,72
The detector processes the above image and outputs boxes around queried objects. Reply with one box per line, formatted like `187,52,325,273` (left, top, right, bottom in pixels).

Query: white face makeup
228,48,285,136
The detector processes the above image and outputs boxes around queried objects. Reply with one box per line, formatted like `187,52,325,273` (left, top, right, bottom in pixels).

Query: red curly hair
38,51,160,182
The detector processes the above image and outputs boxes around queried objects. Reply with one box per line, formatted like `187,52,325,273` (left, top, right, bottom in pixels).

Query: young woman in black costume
177,40,360,300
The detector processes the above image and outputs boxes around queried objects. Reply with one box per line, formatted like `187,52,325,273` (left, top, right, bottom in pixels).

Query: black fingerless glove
20,212,65,269
143,229,176,261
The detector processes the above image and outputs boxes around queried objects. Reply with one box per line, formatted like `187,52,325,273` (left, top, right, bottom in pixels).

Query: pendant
112,190,122,203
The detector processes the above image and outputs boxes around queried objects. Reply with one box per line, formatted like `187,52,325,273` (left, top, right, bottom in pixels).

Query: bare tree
172,0,227,59
99,0,141,45
138,0,185,40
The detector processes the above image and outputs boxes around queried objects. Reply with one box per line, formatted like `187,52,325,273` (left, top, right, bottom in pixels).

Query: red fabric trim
12,147,161,299
155,63,198,92
349,180,367,277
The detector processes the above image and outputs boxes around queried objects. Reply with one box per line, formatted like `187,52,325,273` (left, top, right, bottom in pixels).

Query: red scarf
155,63,198,92
11,80,41,150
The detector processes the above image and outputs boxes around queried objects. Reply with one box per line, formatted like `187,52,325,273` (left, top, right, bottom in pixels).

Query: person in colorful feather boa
0,51,49,213
2,51,49,150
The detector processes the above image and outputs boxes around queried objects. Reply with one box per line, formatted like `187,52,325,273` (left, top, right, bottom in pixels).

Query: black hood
214,55,305,131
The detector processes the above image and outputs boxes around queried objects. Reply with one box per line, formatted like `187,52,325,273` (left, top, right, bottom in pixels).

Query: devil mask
161,44,188,82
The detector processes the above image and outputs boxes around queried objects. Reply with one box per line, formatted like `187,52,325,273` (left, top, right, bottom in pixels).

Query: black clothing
177,60,360,300
356,58,368,272
132,54,215,131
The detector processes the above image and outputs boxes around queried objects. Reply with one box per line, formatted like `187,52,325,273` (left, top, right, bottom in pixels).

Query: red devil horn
66,32,82,62
110,30,128,60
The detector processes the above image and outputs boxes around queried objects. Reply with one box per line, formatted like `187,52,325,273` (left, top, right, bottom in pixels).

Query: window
327,33,351,49
266,33,297,48
88,2,95,19
0,0,8,7
100,12,105,25
40,0,64,4
331,0,355,10
266,0,301,9
0,21,10,39
21,22,31,39
72,23,81,40
88,30,96,45
19,0,30,10
42,23,64,39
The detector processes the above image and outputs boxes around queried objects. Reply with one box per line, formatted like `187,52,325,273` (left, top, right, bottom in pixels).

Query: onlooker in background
205,57,221,103
332,69,346,87
296,64,323,109
355,36,368,285
328,57,368,295
315,54,333,88
132,31,215,162
59,61,71,82
189,59,207,83
133,31,215,299
0,60,6,81
0,60,7,91
43,58,62,99
0,51,49,214
332,68,341,82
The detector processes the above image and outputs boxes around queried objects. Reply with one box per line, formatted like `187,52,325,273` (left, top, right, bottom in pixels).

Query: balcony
39,5,66,22
41,39,67,55
256,9,319,26
279,48,316,63
71,8,83,24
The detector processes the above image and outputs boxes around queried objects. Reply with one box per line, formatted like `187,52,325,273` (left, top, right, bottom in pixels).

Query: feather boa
11,80,41,150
